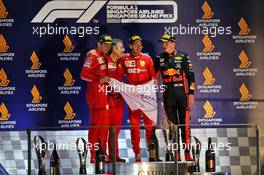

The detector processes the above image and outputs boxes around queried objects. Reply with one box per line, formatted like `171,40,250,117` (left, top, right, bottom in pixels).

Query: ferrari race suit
155,51,195,147
121,53,157,155
80,49,109,161
106,56,125,159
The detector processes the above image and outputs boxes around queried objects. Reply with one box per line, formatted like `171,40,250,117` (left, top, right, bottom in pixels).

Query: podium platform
0,127,259,175
102,162,224,175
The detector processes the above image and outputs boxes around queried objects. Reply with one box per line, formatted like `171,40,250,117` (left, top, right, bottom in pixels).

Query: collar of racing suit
130,52,141,59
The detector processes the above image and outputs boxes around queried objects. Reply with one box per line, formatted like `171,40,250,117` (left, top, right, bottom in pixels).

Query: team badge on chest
140,60,145,67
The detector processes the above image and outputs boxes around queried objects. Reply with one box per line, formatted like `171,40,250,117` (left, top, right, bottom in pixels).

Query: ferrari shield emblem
140,60,145,67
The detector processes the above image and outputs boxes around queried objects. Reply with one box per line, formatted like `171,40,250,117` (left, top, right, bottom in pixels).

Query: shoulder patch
97,57,105,64
84,59,92,67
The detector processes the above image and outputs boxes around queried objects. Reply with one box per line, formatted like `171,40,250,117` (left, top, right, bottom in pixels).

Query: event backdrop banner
0,0,263,130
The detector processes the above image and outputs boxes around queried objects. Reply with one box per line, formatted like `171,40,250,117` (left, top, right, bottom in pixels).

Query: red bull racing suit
155,51,195,147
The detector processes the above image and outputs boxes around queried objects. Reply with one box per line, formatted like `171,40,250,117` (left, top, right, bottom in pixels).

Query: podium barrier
175,124,260,175
0,124,260,174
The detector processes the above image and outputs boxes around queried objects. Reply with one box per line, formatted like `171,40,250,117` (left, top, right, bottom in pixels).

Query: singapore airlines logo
0,34,9,52
202,34,214,52
203,100,216,118
203,67,215,85
239,50,251,69
0,0,8,18
202,1,214,19
238,17,251,36
64,68,75,86
63,35,75,53
64,102,76,120
0,102,10,121
0,68,10,86
31,85,42,104
239,84,252,101
31,51,42,70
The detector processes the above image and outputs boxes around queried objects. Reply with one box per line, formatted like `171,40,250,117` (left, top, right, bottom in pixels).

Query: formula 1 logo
31,0,177,23
31,1,107,23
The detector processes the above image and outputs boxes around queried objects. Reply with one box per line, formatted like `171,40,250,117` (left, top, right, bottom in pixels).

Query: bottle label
208,159,215,169
98,162,104,171
149,149,156,159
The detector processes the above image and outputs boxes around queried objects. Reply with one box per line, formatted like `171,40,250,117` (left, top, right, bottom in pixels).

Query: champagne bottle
148,127,159,162
205,138,215,172
165,149,174,161
95,141,105,174
50,143,60,175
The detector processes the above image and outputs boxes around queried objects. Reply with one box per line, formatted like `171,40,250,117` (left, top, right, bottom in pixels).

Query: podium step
101,162,222,175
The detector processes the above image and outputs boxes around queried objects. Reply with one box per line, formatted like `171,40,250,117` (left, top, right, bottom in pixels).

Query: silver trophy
76,138,88,175
162,119,177,161
34,135,47,175
193,136,201,172
187,136,201,172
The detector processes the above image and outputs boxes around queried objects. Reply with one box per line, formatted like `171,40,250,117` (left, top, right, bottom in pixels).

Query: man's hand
153,79,158,85
188,94,195,107
100,76,111,83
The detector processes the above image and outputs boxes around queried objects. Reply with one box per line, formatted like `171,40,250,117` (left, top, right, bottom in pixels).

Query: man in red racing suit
121,35,157,162
80,34,112,163
105,39,126,162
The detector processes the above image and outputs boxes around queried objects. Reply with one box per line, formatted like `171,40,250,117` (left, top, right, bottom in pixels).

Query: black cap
159,34,176,42
99,34,112,44
129,35,143,44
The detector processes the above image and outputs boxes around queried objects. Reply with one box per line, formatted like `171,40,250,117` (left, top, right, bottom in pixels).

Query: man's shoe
90,158,95,164
185,151,193,161
156,158,163,162
105,155,113,163
116,157,126,162
108,156,126,162
135,153,141,162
